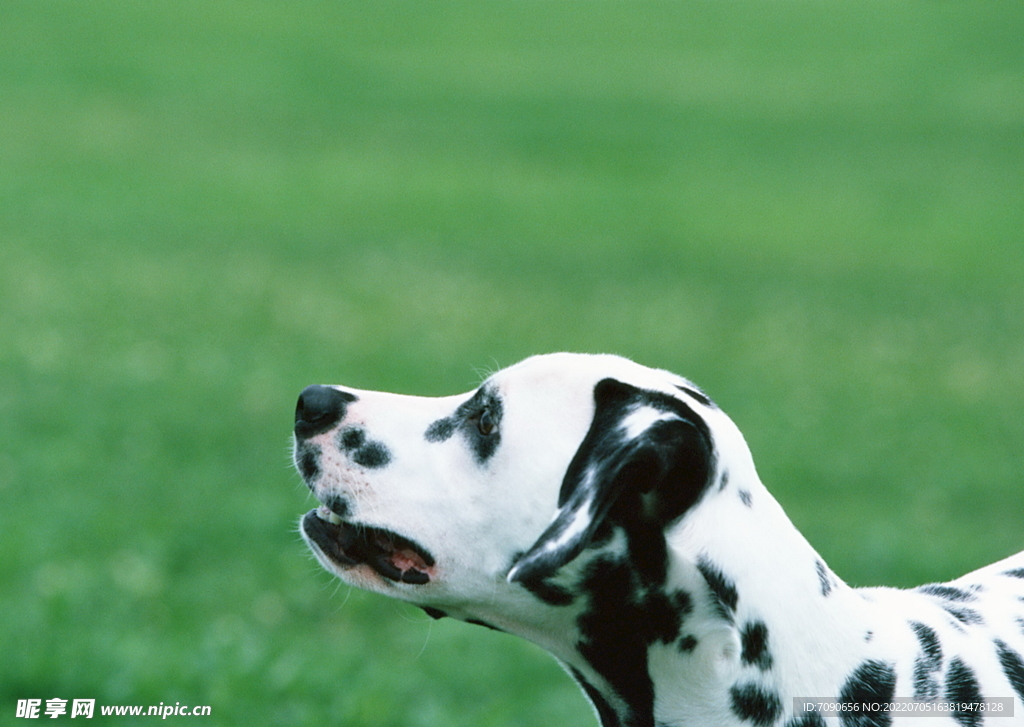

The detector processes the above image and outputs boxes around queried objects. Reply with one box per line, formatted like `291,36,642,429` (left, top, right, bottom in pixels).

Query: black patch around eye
740,620,773,671
425,417,457,443
697,556,738,621
476,407,496,435
424,386,503,464
994,639,1024,702
838,660,896,727
945,658,983,727
729,683,781,727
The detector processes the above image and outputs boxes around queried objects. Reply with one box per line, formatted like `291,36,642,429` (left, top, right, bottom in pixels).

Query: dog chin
301,508,436,585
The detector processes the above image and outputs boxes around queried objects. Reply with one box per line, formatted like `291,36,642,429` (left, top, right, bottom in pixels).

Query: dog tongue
372,532,431,583
391,547,431,573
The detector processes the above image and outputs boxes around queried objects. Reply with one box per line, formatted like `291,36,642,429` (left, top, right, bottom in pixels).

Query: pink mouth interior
304,508,435,585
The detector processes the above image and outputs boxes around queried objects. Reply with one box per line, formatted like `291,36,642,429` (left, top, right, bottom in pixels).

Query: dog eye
476,408,496,436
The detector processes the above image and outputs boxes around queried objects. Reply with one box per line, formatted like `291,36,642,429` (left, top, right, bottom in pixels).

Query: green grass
2,1,1023,724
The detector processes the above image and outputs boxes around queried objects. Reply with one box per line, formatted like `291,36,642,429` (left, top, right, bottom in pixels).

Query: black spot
465,619,504,633
909,621,943,668
340,427,365,450
912,658,939,702
838,660,895,727
678,634,698,653
338,427,392,469
508,550,577,607
917,584,976,602
815,560,833,596
672,590,694,618
576,557,653,722
676,383,715,408
865,631,874,642
352,441,391,468
994,639,1024,703
420,607,447,620
569,667,621,727
942,605,984,626
738,489,753,507
944,658,982,727
1003,568,1024,579
785,714,827,727
296,443,321,482
719,469,730,492
740,621,773,671
909,622,942,702
729,683,781,726
574,556,693,727
517,574,576,607
424,386,503,464
646,590,693,646
697,556,738,621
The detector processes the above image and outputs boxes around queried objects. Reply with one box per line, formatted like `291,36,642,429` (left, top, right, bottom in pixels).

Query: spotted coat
293,353,1024,727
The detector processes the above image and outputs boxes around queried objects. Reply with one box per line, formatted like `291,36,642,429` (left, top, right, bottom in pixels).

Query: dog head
293,353,737,624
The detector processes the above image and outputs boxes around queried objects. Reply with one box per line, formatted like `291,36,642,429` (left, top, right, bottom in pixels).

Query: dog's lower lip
302,509,434,584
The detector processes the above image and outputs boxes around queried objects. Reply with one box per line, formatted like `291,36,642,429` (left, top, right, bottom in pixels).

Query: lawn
2,1,1023,725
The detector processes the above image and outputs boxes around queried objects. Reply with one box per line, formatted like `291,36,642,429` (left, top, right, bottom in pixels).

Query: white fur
295,353,1024,726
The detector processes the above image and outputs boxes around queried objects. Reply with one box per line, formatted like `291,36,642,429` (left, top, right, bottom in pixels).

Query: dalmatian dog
292,353,1024,727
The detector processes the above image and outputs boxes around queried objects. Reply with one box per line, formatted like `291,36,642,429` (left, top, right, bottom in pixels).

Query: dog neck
506,474,877,727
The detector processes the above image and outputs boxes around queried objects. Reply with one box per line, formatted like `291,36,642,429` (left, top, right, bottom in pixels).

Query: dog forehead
492,353,679,395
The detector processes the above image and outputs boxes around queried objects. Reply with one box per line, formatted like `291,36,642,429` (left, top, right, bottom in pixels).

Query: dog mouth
302,507,436,585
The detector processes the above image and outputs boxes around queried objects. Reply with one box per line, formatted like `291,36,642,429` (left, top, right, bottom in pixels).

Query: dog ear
507,378,714,584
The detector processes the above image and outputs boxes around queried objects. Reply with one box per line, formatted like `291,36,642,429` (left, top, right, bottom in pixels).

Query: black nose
294,385,357,439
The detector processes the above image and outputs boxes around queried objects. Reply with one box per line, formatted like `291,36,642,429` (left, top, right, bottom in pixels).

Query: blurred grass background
2,1,1023,725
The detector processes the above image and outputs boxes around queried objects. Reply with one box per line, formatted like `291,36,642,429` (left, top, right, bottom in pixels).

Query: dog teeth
318,505,344,525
